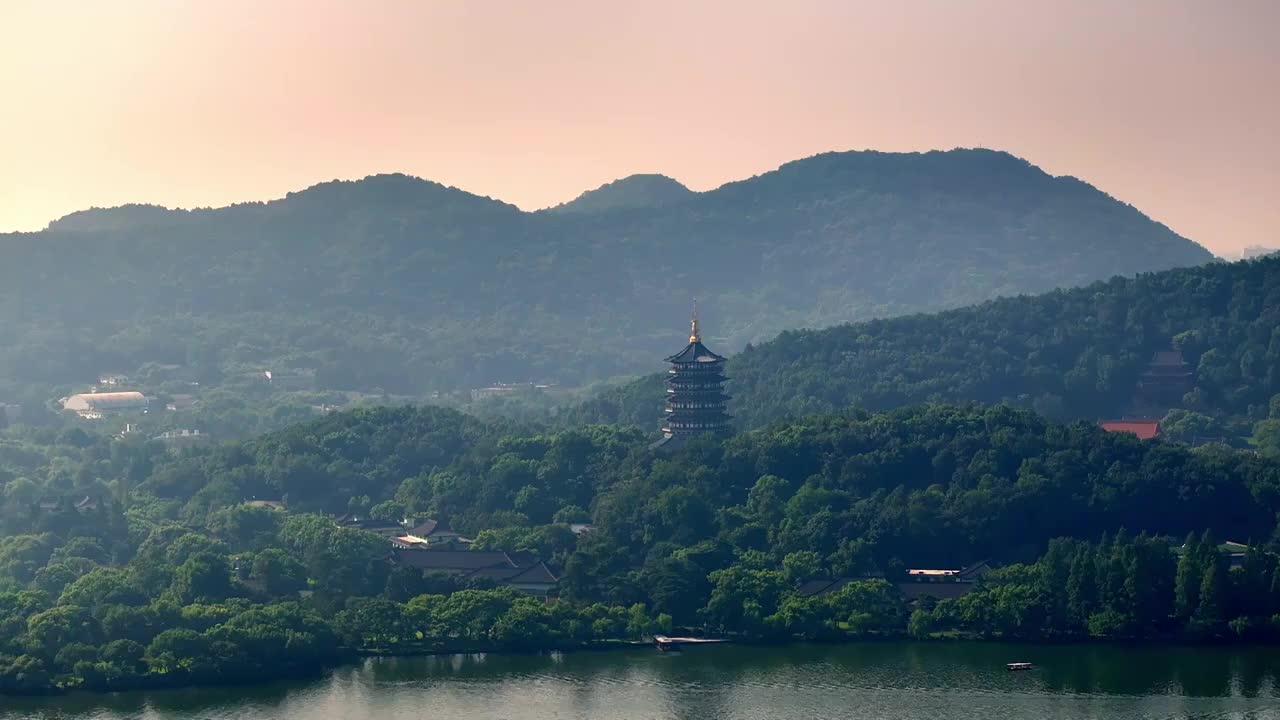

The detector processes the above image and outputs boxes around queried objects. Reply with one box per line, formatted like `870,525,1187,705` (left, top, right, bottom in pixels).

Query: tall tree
1175,532,1202,620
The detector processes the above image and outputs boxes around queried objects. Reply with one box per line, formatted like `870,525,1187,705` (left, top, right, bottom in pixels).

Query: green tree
782,551,822,585
144,628,209,675
1254,419,1280,459
170,552,233,604
1175,533,1202,620
1196,553,1227,627
703,566,789,635
249,548,307,597
1038,539,1074,633
334,597,406,648
490,600,555,649
825,579,907,636
26,605,100,661
1066,545,1097,631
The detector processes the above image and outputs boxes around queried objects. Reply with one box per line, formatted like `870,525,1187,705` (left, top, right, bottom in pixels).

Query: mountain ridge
0,148,1214,400
547,173,694,214
37,149,1204,246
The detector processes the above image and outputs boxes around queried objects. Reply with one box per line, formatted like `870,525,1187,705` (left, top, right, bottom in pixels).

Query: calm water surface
3,642,1279,720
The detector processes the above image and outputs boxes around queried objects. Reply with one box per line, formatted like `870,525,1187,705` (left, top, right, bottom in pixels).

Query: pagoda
1136,348,1194,409
654,307,731,450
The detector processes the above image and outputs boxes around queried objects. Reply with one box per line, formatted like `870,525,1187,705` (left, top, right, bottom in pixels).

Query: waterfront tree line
0,403,1279,693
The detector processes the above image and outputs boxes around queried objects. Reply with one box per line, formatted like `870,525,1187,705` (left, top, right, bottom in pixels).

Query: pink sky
2,0,1276,255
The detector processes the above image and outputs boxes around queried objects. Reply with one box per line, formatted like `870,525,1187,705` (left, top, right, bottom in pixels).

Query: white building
62,391,150,419
152,428,212,451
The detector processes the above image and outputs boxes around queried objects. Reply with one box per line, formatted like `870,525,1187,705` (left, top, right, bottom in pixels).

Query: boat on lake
1006,662,1033,671
653,635,729,652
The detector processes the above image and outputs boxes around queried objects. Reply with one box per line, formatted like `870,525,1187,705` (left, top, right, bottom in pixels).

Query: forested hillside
0,149,1210,407
1,403,1279,691
548,174,694,213
570,256,1280,435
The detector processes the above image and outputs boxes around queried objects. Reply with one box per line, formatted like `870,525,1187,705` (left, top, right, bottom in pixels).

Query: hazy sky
2,1,1277,255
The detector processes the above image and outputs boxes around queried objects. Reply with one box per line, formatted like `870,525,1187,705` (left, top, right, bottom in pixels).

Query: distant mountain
548,174,693,214
47,203,196,232
1242,245,1278,260
567,256,1280,432
0,149,1214,398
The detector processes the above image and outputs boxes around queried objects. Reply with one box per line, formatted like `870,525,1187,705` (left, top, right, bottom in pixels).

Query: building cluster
33,495,104,514
470,383,556,402
395,549,559,595
332,514,562,597
1241,245,1279,260
797,562,992,602
261,368,316,391
1098,347,1195,441
152,429,213,452
61,391,150,419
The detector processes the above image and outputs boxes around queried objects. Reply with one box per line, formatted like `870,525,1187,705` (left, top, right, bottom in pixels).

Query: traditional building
333,514,406,538
392,548,559,595
61,391,149,419
1099,419,1162,440
152,428,213,452
796,562,991,603
391,519,473,549
654,308,731,451
1136,348,1193,409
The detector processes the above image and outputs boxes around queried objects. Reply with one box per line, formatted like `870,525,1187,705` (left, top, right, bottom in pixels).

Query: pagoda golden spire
689,299,701,343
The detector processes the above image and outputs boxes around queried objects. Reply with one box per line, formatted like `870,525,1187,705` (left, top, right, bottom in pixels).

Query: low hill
41,402,1280,612
548,173,693,213
0,149,1212,400
3,400,1278,688
568,256,1280,433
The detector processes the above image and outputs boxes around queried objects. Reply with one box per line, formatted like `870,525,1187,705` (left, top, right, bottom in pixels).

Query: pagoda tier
658,312,732,443
1136,348,1194,408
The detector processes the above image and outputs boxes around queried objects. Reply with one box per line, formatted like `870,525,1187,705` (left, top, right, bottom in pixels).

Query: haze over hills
0,149,1213,404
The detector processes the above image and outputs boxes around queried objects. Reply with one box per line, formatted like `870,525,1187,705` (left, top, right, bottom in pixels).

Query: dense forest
0,149,1210,410
569,256,1280,438
2,403,1279,693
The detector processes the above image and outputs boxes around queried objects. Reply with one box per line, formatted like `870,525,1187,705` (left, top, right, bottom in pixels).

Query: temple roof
1150,350,1188,367
1099,419,1161,440
665,340,726,364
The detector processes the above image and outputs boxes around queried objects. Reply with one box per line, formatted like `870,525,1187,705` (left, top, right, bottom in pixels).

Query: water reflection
1,642,1278,720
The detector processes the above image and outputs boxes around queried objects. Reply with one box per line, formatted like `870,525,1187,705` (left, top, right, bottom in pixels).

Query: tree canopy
1,399,1280,694
570,256,1280,438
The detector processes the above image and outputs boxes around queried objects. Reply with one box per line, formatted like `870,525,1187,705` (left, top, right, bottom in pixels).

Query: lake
3,642,1279,720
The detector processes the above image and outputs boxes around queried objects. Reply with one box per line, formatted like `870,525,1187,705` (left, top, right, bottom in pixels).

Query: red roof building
1099,420,1161,440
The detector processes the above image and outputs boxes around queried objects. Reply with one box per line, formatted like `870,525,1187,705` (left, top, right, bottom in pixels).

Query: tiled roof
1151,350,1187,366
796,579,848,597
665,340,726,364
1099,420,1161,440
898,582,974,601
407,519,463,538
393,549,541,572
334,516,405,536
795,577,887,597
466,561,559,584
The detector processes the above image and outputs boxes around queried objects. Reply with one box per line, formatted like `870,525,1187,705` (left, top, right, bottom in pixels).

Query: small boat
1007,662,1033,671
652,634,728,652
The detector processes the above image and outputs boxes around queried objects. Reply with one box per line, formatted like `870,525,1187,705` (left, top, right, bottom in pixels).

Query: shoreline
8,632,1276,699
